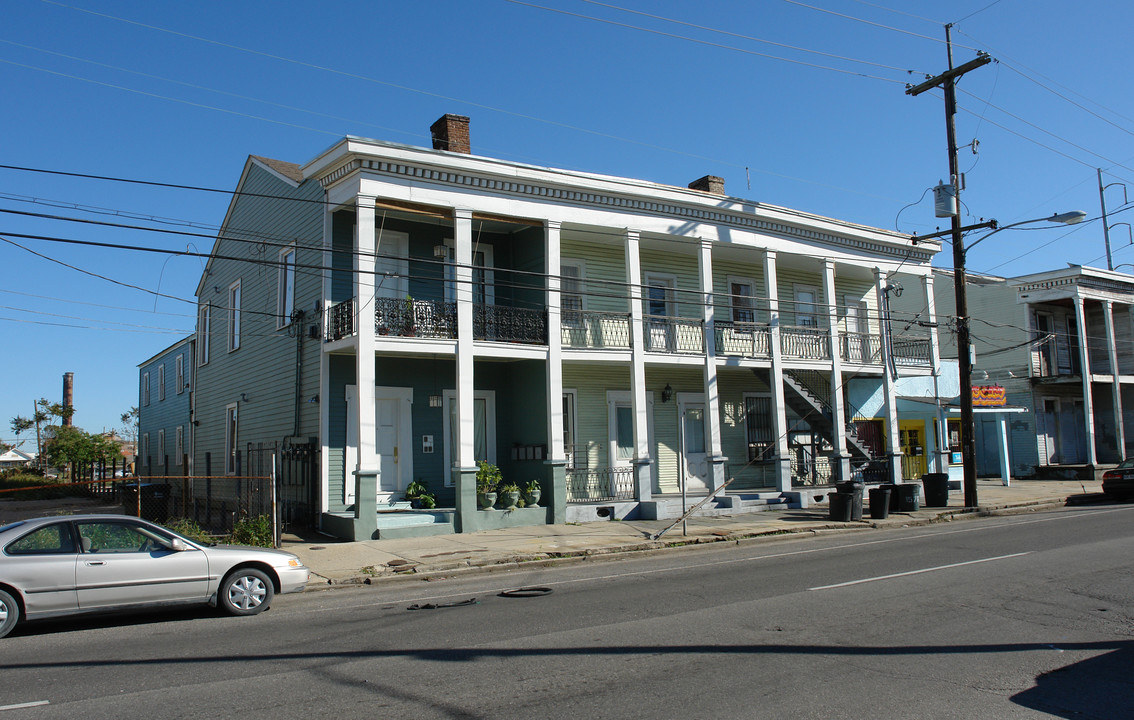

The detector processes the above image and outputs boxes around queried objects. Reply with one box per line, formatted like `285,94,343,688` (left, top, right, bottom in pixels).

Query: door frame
344,385,414,504
677,392,709,492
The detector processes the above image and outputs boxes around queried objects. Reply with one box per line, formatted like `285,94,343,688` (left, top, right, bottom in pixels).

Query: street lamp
953,210,1086,509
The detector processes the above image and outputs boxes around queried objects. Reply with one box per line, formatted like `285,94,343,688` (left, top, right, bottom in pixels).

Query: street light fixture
953,210,1086,509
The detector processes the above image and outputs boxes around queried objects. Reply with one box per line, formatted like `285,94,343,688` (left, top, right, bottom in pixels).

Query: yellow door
899,420,927,480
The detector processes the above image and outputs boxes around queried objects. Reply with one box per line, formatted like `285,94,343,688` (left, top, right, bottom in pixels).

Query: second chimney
688,175,725,195
430,114,471,154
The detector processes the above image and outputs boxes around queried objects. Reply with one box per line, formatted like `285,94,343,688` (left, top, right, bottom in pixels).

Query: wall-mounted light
433,244,448,259
240,393,249,402
429,395,443,408
661,384,673,403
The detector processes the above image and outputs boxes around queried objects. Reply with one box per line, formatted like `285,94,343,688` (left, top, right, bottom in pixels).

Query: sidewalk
285,479,1105,588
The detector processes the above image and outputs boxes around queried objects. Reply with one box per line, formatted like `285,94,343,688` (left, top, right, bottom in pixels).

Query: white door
1039,397,1060,465
376,398,400,497
345,386,413,505
678,395,709,492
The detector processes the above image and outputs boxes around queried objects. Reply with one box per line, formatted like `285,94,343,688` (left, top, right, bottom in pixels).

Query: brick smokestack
688,175,725,195
62,372,74,427
430,114,471,154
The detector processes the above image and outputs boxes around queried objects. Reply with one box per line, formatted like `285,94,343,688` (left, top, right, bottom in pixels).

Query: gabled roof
250,155,303,185
0,448,34,463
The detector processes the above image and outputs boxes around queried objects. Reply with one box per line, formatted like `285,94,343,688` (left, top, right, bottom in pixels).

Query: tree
119,406,139,445
43,426,121,473
10,416,33,450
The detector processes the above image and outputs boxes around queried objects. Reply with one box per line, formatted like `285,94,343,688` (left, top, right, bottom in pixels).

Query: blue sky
2,0,1133,442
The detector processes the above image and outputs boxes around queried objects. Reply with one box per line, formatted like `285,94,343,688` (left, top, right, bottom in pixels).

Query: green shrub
162,517,214,545
228,514,273,548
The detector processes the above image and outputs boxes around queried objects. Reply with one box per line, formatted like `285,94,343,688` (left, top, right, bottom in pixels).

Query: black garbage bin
836,481,864,521
922,473,949,507
869,486,891,519
893,482,921,512
828,492,853,522
122,483,170,522
880,483,900,512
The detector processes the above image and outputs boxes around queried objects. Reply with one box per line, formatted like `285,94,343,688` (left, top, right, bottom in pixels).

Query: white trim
644,272,677,318
197,304,210,366
606,390,655,472
158,364,166,402
175,354,185,395
224,403,238,475
228,280,242,352
277,245,297,329
142,371,150,407
727,275,757,324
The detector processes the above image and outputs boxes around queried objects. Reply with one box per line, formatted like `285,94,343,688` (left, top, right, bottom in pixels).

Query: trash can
828,492,853,522
881,483,900,512
869,486,891,519
836,481,864,521
893,482,921,512
121,483,170,522
922,473,949,507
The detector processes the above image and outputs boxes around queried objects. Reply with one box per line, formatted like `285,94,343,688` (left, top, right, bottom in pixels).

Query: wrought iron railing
790,453,838,486
714,321,772,359
327,298,355,341
644,316,704,354
474,305,548,344
892,335,931,366
566,467,635,503
901,454,927,481
561,311,632,350
781,325,830,360
374,297,457,339
839,332,881,364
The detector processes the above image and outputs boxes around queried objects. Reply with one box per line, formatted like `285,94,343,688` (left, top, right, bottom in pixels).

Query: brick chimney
430,114,471,154
688,175,725,195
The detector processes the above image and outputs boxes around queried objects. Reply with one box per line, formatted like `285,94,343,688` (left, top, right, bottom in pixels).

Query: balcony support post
764,251,791,491
544,220,567,522
1074,295,1098,466
822,261,850,482
699,239,726,491
626,230,652,501
875,267,903,484
1104,300,1125,462
352,194,379,539
453,209,479,531
923,274,950,474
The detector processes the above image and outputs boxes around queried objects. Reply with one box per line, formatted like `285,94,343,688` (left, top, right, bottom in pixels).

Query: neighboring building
137,336,194,476
158,114,946,541
0,448,34,470
910,266,1134,479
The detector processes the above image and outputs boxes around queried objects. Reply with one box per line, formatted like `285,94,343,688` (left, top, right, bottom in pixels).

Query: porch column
997,414,1012,486
699,238,726,491
544,220,567,522
454,209,479,530
1104,300,1125,461
626,229,652,501
1073,294,1098,466
764,251,791,491
822,260,850,482
874,268,903,484
923,274,950,474
318,202,333,516
352,194,378,539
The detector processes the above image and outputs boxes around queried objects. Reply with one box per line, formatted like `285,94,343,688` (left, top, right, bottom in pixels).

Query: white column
455,209,476,470
545,221,565,462
875,268,903,484
354,195,378,476
764,251,791,492
923,274,949,474
699,238,725,490
822,260,850,482
626,230,652,501
318,201,333,515
1073,295,1097,466
997,414,1012,486
1104,300,1125,461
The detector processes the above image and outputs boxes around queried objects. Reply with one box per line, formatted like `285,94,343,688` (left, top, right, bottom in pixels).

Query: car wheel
219,568,274,616
0,588,19,639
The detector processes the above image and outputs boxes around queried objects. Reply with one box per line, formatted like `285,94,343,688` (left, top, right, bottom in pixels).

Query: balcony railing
374,297,458,339
781,325,830,360
840,332,881,364
474,305,548,344
715,321,772,359
327,298,355,341
566,467,635,503
644,316,704,354
561,311,632,350
892,336,931,367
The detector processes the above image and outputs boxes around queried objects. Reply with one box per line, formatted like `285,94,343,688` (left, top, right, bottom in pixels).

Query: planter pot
524,489,541,508
501,490,521,511
478,492,497,510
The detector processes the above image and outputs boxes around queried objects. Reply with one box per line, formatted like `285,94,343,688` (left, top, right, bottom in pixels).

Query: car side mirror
169,538,190,552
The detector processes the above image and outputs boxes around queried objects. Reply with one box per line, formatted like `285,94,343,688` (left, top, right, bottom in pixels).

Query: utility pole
906,25,990,509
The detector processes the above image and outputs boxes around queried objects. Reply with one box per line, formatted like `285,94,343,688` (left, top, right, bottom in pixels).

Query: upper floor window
158,429,166,464
443,240,494,305
175,354,185,394
158,364,166,402
228,281,241,352
794,285,820,328
175,426,184,466
561,260,584,327
729,278,756,324
142,372,150,406
278,247,296,328
645,273,676,318
225,404,239,475
197,304,211,366
141,433,150,468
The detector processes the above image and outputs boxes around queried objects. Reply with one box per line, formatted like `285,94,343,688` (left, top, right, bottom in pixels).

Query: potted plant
417,491,436,509
523,479,541,508
405,479,428,508
401,295,417,336
499,482,521,511
476,460,501,510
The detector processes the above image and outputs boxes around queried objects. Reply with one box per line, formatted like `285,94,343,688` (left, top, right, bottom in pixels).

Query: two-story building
137,335,194,476
172,114,945,541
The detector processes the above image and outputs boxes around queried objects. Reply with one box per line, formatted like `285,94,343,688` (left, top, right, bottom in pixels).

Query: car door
74,519,210,610
2,521,79,619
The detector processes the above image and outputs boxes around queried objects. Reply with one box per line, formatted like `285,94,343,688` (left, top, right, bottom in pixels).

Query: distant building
0,447,35,470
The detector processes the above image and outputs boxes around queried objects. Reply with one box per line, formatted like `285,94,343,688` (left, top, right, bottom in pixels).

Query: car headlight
287,558,304,568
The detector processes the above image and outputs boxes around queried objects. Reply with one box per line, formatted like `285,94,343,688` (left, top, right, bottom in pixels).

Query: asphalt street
2,503,1132,719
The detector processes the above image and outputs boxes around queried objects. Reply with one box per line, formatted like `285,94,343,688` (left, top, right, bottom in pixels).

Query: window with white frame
228,281,241,352
563,390,578,468
158,429,166,465
197,304,210,366
225,404,238,475
278,246,296,328
744,393,774,461
175,426,184,466
728,278,756,324
794,285,820,328
842,295,868,333
175,354,185,394
142,433,150,468
142,372,150,406
560,260,585,327
158,364,166,402
443,240,494,305
645,273,676,317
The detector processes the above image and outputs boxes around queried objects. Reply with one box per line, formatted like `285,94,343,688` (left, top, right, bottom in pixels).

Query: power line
781,0,976,48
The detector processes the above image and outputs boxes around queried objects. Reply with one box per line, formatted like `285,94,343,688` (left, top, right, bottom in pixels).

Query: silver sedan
0,514,309,638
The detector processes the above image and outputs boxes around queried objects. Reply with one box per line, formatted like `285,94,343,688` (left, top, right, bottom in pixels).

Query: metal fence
565,467,635,503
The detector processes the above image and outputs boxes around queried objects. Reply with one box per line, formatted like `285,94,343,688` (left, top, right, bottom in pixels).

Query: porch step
374,510,456,540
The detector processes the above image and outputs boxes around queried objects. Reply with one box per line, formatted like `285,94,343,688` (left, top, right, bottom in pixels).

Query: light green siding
560,238,628,315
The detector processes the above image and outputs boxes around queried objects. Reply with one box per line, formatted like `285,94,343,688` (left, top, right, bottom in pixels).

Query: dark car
1102,459,1134,499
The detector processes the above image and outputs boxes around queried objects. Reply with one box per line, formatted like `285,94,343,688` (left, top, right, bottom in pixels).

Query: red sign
973,385,1006,407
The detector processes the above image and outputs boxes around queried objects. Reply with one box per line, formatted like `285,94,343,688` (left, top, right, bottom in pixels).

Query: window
794,285,820,328
158,429,165,465
175,426,184,466
560,260,585,327
645,274,676,317
197,304,210,366
75,521,162,554
563,390,578,467
158,364,166,402
842,296,868,334
744,394,774,461
142,433,150,469
278,247,296,328
442,391,496,487
443,240,494,305
228,281,241,352
5,523,75,555
729,278,756,324
142,372,150,406
175,354,185,394
225,404,238,475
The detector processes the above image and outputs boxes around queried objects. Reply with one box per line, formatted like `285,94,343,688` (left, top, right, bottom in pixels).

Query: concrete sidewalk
286,478,1105,588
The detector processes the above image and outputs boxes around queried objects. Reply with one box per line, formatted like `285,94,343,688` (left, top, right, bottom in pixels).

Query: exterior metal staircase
780,370,873,463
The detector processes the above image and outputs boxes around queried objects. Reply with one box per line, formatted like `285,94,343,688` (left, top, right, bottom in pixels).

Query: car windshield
0,521,27,534
1116,459,1134,469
